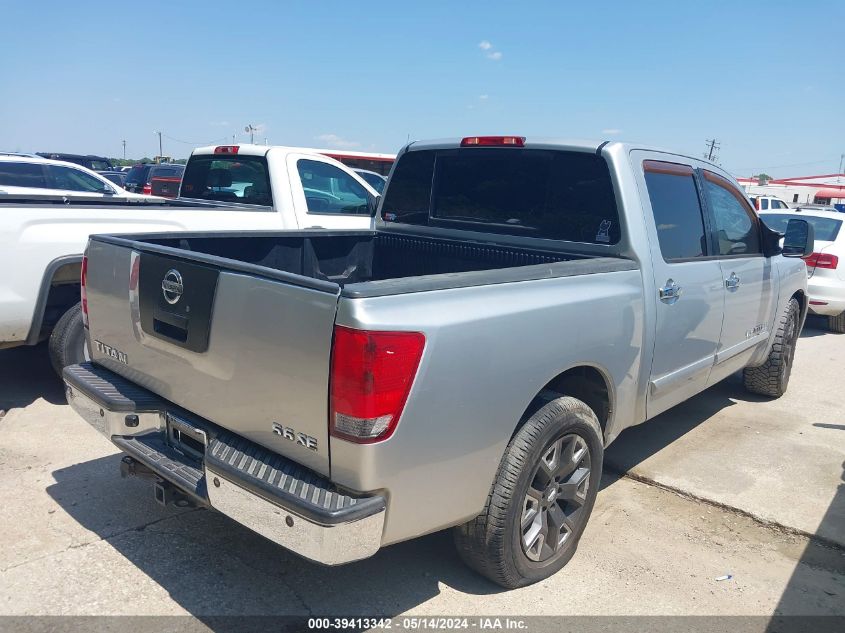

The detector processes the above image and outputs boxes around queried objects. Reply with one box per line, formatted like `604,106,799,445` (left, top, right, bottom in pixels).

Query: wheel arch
25,255,83,345
791,289,808,323
517,364,614,442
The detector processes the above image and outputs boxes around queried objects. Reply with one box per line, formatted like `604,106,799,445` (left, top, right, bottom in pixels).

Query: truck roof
403,137,733,181
190,144,394,159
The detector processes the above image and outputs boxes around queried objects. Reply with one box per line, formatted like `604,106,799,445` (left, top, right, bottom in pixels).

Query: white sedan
761,209,845,332
0,154,157,200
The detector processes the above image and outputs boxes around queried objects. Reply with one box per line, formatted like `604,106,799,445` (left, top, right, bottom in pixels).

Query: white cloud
601,128,622,135
315,133,360,149
478,40,503,60
479,94,489,100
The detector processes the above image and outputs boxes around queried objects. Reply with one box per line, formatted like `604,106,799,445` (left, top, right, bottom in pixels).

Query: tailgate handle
153,310,189,343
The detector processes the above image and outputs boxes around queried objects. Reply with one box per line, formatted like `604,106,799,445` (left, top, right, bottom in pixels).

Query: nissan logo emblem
161,269,184,304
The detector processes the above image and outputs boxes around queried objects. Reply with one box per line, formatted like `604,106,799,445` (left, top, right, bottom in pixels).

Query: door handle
659,279,683,304
725,272,741,290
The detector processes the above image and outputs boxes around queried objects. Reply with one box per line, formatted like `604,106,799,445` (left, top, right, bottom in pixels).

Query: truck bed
83,229,638,477
95,229,636,297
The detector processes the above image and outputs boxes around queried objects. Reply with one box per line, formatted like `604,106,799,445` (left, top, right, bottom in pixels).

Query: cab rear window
381,148,620,244
181,155,272,206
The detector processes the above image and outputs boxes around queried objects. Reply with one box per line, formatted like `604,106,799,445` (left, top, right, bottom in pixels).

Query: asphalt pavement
0,318,842,622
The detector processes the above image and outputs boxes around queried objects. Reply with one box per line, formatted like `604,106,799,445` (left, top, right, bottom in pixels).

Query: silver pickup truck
64,136,814,588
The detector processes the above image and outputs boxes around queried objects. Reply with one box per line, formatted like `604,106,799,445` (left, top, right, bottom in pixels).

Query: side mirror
100,185,116,195
782,218,814,258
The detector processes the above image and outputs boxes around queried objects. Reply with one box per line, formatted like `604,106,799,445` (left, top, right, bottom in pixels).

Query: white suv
0,155,151,200
761,209,845,332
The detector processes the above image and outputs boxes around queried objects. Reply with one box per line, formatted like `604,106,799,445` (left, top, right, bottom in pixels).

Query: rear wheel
48,302,89,377
743,297,800,398
828,311,845,334
454,396,603,588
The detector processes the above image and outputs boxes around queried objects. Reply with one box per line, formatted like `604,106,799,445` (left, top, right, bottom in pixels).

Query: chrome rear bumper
63,362,386,566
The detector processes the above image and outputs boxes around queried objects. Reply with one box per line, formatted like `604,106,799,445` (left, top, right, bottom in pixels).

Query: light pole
245,124,257,144
154,131,163,163
122,139,126,160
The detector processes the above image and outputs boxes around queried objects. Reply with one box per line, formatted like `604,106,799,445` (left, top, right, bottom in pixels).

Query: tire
743,297,800,398
454,396,603,588
48,302,89,377
828,311,845,334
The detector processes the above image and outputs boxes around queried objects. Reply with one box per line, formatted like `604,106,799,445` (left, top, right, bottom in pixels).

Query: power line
161,133,231,146
727,156,842,173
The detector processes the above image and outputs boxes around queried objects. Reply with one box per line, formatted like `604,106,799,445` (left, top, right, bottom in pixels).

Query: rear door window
45,165,108,192
642,161,708,260
381,148,621,244
181,155,272,205
0,162,48,188
297,159,370,214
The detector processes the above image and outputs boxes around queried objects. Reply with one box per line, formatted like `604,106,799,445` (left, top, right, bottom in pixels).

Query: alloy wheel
520,433,592,562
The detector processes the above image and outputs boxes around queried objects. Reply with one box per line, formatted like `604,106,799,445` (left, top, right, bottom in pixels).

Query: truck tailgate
84,238,339,476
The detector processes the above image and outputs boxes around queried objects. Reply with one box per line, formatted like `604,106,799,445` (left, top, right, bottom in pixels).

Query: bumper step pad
63,362,384,525
207,431,384,525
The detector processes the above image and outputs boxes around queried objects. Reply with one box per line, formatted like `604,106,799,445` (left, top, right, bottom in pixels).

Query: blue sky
1,0,843,177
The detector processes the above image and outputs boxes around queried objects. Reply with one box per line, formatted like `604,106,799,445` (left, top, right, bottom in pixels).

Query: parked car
123,163,184,196
36,152,115,172
354,168,388,193
0,155,149,200
749,195,790,211
0,144,379,371
99,171,127,188
761,208,845,332
63,136,812,589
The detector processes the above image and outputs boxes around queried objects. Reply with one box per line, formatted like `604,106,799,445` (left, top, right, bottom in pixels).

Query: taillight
142,183,152,195
80,255,89,329
460,136,525,147
330,326,425,444
214,145,239,154
803,252,839,269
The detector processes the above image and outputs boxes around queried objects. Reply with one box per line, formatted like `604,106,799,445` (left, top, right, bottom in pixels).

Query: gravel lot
0,317,842,622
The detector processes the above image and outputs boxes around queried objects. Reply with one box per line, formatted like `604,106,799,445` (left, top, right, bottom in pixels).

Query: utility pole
704,139,720,162
703,139,720,163
154,131,163,163
122,139,126,160
838,154,844,183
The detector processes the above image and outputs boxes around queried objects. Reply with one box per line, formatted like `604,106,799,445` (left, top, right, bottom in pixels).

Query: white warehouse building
737,173,845,210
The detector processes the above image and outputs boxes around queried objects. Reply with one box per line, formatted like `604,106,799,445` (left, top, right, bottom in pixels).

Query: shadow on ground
47,454,503,620
0,343,65,411
602,373,744,486
800,315,835,338
602,315,830,487
768,459,845,629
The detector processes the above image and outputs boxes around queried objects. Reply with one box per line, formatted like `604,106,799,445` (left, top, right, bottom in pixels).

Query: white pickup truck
0,144,379,371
